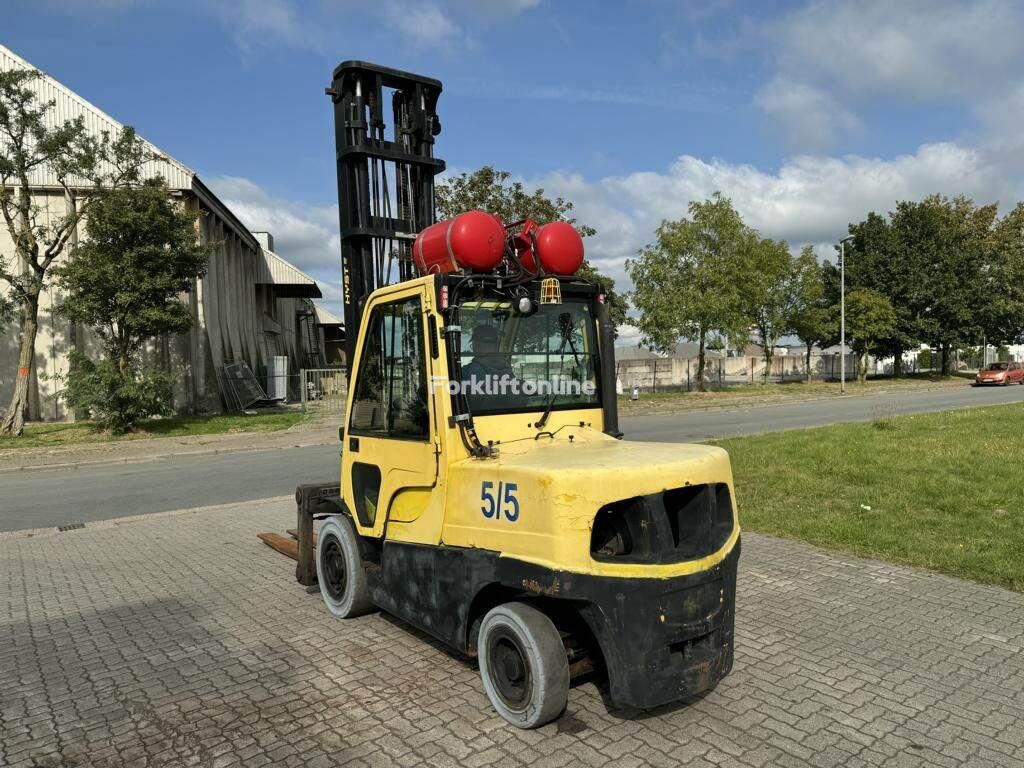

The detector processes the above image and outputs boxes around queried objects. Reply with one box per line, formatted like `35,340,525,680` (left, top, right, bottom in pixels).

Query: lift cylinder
517,220,584,275
413,210,506,275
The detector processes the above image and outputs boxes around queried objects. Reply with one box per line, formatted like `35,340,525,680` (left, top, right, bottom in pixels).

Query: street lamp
839,235,855,395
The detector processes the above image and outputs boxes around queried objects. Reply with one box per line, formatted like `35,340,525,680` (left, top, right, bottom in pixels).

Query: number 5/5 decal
481,481,520,522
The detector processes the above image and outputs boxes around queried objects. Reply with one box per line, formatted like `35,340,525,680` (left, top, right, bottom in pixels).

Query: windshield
457,298,599,414
987,362,1010,370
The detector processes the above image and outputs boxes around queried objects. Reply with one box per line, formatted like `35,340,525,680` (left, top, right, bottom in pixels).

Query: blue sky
6,1,1024,336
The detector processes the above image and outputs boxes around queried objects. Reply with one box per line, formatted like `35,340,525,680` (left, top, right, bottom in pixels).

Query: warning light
539,277,561,305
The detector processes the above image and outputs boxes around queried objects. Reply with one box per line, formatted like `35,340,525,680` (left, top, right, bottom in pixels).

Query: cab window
457,298,599,414
349,296,429,439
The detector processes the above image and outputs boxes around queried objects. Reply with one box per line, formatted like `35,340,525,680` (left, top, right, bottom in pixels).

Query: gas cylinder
413,211,506,275
515,220,584,275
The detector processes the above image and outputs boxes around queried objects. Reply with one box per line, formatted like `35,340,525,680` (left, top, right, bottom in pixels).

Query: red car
975,361,1024,385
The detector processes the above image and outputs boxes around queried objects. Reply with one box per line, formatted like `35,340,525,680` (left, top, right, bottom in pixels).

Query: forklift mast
326,61,446,374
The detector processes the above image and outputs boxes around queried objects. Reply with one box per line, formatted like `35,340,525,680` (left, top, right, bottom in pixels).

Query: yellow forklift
315,61,740,728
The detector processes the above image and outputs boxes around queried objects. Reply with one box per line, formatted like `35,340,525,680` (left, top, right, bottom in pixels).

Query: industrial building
0,43,343,420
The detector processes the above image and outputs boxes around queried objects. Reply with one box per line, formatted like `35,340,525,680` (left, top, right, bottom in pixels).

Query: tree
789,246,836,383
889,195,992,374
0,68,147,435
627,193,754,391
840,211,914,375
841,195,1003,376
844,289,897,382
987,202,1024,345
435,166,627,327
54,180,211,432
742,236,800,382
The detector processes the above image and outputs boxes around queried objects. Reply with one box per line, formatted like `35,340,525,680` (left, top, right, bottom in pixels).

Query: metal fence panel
616,353,864,393
301,368,348,414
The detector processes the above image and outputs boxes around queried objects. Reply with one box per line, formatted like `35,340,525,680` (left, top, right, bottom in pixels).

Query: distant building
0,43,342,420
614,342,727,361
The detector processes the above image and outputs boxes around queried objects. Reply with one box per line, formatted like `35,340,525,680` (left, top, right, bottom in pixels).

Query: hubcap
487,628,532,710
321,535,348,602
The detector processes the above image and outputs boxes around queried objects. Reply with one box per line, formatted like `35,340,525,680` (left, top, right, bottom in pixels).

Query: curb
0,494,294,542
619,382,970,417
0,436,339,475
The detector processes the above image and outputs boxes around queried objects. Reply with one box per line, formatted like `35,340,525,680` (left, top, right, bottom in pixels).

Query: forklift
316,61,740,728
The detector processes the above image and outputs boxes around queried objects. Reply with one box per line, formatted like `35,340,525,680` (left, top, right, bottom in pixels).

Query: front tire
478,602,569,729
316,516,374,618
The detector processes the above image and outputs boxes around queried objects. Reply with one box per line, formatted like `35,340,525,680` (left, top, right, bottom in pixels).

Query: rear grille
590,483,734,564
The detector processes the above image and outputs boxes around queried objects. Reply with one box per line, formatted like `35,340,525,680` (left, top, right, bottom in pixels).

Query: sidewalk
0,417,340,473
3,496,1022,767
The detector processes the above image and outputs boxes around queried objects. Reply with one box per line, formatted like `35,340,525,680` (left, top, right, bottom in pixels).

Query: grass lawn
619,374,968,415
716,402,1024,591
0,411,309,450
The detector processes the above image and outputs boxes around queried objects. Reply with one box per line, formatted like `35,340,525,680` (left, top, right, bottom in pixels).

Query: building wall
0,191,317,420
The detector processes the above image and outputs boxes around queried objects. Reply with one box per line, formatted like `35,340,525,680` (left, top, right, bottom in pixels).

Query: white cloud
533,141,1019,291
208,135,1023,321
207,175,340,274
450,0,539,14
382,1,464,50
212,0,314,52
775,0,1023,100
976,82,1024,165
755,77,861,152
757,0,1024,148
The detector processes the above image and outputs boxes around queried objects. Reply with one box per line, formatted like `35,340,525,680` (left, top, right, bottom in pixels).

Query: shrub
64,352,175,434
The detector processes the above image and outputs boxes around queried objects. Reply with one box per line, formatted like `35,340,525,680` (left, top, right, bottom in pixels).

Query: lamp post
839,235,855,394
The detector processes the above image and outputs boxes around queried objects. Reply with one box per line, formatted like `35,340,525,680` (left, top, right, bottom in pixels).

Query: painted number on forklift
481,481,519,522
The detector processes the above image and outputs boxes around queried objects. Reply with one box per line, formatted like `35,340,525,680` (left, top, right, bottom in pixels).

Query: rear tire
478,602,569,729
316,516,374,618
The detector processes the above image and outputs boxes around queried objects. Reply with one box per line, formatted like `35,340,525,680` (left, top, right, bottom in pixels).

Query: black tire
478,602,569,729
316,516,374,618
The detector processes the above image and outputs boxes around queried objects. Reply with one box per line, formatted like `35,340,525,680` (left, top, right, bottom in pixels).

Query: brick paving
2,497,1023,767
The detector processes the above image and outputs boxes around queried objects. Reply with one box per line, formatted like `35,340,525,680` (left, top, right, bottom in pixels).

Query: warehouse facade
0,43,340,420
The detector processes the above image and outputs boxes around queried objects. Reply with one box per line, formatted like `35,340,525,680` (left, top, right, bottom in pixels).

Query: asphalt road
4,383,1023,531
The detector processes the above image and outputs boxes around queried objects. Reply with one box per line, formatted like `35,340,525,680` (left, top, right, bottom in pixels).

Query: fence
300,367,348,414
616,353,864,393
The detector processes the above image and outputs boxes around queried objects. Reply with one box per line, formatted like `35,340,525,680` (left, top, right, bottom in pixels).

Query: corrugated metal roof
0,42,194,190
257,247,322,298
313,304,344,326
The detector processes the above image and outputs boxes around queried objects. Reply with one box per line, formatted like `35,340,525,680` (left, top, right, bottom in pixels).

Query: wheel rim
486,628,533,711
321,535,348,603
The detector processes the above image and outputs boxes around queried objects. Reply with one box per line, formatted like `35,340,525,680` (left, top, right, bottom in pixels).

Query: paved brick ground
2,498,1023,767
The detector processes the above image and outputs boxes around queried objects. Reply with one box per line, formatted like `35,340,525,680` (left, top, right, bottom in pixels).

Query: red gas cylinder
516,220,584,275
413,211,505,275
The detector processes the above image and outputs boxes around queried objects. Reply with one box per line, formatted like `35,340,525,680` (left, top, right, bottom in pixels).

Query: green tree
987,202,1024,345
789,246,836,383
435,166,626,327
742,236,802,382
842,195,1002,375
627,193,754,391
0,68,147,436
844,289,897,382
54,180,211,433
890,195,992,374
840,211,914,375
